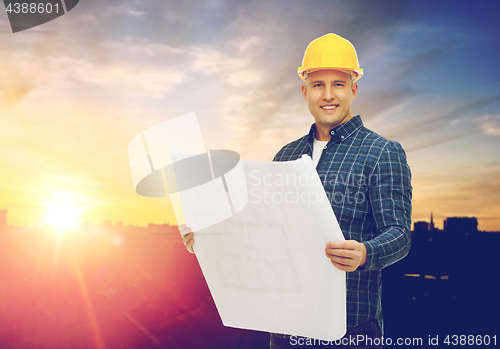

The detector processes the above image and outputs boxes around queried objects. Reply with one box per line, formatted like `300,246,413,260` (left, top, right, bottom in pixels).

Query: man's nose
323,86,335,101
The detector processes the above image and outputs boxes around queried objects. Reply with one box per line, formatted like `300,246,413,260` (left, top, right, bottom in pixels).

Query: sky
0,0,499,230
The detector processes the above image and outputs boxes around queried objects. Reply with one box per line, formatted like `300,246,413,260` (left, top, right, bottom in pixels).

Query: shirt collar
307,115,363,144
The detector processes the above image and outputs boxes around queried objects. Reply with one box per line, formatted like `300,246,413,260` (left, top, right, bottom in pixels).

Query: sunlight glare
46,202,81,231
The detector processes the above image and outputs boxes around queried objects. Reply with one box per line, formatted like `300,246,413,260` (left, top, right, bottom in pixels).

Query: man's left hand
325,240,367,272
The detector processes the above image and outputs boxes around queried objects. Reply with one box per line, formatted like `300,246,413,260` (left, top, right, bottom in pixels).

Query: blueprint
190,156,346,341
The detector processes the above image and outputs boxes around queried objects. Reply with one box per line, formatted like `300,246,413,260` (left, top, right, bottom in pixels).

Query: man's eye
335,83,344,87
313,84,322,87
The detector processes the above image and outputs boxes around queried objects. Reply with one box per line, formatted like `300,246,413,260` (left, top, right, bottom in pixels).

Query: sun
45,201,81,231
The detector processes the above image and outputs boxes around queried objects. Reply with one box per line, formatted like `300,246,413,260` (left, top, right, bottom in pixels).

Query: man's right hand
179,224,195,254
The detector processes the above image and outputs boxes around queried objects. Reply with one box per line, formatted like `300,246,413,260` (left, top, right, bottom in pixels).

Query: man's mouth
320,105,338,110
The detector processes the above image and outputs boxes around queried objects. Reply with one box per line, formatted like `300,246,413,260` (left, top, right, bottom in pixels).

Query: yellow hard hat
298,33,363,83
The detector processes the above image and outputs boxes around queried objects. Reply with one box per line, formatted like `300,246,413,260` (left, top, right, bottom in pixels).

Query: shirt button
330,130,335,135
323,146,327,150
341,135,344,139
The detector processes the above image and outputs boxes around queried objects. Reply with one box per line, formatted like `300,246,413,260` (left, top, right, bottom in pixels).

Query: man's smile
320,105,338,111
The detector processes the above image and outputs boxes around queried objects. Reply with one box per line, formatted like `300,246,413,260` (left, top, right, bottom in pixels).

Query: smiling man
182,33,412,349
269,33,413,348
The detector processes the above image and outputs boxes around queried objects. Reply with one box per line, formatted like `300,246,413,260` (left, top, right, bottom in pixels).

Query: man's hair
304,70,356,86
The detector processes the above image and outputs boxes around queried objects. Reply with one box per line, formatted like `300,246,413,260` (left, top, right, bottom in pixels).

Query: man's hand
325,240,367,271
179,224,195,254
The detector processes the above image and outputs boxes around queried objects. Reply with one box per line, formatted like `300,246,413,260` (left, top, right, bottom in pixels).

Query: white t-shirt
312,138,328,168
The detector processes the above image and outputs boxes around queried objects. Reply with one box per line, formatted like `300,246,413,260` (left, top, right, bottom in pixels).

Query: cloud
0,53,47,109
224,95,252,111
97,38,260,90
475,114,500,136
365,95,500,153
0,73,38,109
189,45,249,75
102,38,186,57
0,38,190,101
54,57,185,97
126,10,146,17
233,36,262,53
226,69,263,87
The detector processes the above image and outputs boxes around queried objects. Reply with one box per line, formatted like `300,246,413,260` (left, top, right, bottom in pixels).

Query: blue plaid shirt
273,115,412,332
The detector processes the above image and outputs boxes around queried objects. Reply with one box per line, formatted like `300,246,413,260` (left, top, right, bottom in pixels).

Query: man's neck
315,123,340,141
314,127,331,141
314,115,353,141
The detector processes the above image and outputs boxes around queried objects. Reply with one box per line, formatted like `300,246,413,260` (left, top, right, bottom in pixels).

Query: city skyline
1,207,499,234
1,0,499,230
2,204,498,347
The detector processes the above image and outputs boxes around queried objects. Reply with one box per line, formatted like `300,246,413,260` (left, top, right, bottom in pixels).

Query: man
182,33,412,348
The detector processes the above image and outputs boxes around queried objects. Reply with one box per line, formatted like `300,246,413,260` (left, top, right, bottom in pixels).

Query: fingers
182,232,195,254
325,248,361,261
326,254,359,271
178,224,190,237
326,251,358,265
330,259,358,272
179,225,195,254
326,240,359,250
185,234,195,254
325,240,366,271
181,232,193,245
326,247,358,257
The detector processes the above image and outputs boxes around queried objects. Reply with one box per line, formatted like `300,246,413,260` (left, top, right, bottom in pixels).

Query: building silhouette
444,216,478,234
413,221,429,233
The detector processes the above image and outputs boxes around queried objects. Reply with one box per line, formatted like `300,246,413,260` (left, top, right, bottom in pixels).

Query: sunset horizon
1,1,499,230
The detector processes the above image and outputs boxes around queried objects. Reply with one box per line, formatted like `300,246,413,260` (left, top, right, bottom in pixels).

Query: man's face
302,70,358,136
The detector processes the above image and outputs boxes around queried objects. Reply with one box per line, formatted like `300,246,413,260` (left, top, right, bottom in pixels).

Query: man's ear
351,82,358,100
301,84,308,102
